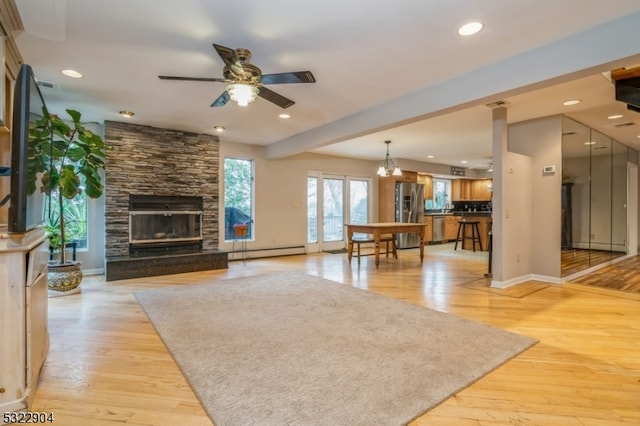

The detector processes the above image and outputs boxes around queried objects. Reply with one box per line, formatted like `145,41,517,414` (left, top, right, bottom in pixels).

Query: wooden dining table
345,222,426,267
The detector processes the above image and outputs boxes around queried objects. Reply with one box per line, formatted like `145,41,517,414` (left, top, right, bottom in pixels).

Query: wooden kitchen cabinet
444,215,459,241
394,170,418,183
471,179,492,201
452,179,492,201
417,174,433,199
451,179,472,201
422,215,433,243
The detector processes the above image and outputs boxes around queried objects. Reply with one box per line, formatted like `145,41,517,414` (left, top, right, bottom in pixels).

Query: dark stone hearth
106,250,228,281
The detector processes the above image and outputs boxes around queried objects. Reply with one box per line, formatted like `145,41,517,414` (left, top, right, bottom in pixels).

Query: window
433,178,451,209
224,158,254,241
45,188,88,250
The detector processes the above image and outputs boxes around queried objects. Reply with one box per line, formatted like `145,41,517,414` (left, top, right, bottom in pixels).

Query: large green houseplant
29,109,110,291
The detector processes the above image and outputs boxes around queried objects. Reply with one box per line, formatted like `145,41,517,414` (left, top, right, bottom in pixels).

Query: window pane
224,158,254,241
45,188,88,250
307,177,318,243
349,180,368,224
349,179,369,239
433,178,451,209
323,178,344,242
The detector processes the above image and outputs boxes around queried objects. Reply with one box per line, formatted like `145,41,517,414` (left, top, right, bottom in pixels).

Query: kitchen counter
424,211,492,216
423,212,492,251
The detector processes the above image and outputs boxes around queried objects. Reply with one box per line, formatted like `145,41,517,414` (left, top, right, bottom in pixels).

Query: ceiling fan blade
159,75,230,82
261,71,316,85
213,43,245,77
257,86,295,109
211,91,231,107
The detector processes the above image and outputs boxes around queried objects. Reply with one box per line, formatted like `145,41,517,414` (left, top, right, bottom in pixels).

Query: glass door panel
323,178,344,243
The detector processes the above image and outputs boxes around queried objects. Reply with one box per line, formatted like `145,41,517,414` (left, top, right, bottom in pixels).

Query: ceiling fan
158,43,316,109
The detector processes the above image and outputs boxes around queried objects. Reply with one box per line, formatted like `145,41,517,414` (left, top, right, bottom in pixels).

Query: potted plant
29,109,111,293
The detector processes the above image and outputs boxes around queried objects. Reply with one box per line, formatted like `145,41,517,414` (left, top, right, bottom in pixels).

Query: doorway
307,173,371,253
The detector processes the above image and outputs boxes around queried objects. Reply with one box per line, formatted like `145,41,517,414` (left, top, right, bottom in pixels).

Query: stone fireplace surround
104,121,227,281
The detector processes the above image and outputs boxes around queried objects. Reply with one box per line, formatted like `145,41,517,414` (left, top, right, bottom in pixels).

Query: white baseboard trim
491,274,532,289
228,245,306,261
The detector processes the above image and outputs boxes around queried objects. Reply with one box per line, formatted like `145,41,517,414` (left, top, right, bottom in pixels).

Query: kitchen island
424,211,492,251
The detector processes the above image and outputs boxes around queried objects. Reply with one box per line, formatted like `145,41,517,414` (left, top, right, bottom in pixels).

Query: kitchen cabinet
377,171,418,222
422,215,433,243
451,179,472,201
452,179,492,201
417,174,433,199
471,179,492,201
444,215,459,241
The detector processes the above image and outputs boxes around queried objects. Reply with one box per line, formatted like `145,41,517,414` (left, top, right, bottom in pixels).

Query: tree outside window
224,158,254,241
45,188,88,251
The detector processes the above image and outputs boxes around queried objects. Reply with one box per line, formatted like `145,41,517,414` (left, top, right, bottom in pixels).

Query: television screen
8,64,49,233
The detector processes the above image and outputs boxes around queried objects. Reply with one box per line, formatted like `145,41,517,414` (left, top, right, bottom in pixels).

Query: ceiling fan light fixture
227,83,258,107
377,140,401,177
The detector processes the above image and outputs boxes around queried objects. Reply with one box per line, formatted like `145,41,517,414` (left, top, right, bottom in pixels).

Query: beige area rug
422,242,489,261
135,271,536,426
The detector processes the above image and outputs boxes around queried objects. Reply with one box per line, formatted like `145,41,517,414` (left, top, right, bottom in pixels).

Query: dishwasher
432,215,445,242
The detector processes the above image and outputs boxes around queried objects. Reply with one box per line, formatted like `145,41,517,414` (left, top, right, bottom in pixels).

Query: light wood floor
31,250,640,425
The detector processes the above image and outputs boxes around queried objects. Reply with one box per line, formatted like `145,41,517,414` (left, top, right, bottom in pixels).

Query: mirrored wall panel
561,116,638,277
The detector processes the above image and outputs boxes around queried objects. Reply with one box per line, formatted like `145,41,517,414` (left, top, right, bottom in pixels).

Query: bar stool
350,234,397,264
454,221,483,252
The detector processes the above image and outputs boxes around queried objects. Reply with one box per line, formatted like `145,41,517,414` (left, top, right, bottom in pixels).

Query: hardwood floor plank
30,251,640,425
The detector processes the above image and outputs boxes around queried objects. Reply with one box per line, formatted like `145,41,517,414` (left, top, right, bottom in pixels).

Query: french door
307,172,371,253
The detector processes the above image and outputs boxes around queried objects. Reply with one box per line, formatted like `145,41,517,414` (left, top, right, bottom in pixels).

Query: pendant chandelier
376,140,402,177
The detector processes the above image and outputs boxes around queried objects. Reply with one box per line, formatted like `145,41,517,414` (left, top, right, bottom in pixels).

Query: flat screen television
8,64,49,233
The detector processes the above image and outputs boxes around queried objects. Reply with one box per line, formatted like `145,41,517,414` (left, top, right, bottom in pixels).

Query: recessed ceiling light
457,22,484,36
608,114,623,120
562,99,580,106
61,69,83,78
279,113,290,119
461,160,468,164
119,110,134,118
427,155,435,159
214,125,225,132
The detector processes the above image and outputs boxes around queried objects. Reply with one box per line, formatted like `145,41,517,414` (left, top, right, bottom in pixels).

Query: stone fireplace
104,121,227,281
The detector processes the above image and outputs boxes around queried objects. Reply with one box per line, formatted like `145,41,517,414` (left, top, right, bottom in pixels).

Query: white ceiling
12,0,640,171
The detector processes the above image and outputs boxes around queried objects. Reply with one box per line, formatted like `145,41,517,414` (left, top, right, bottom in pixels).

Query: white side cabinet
0,227,49,415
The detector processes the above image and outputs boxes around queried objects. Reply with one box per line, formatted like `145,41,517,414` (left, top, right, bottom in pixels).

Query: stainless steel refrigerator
395,182,425,248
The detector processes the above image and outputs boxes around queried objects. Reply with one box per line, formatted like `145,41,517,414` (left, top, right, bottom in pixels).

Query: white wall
219,142,381,253
508,115,563,280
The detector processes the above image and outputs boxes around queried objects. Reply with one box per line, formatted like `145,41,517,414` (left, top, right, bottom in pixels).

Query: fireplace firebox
129,195,203,256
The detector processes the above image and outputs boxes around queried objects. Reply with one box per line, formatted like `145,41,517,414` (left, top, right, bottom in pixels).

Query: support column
490,107,507,284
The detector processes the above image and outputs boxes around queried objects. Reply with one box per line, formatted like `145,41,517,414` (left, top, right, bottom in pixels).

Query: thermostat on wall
543,165,555,174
